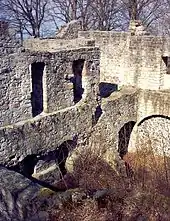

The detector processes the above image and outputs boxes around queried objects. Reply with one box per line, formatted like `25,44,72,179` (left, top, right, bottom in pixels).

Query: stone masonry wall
24,38,95,52
0,87,137,167
131,117,170,157
137,90,170,122
0,35,100,126
89,87,137,156
2,31,170,174
0,36,32,126
24,30,170,91
78,31,170,90
128,89,170,156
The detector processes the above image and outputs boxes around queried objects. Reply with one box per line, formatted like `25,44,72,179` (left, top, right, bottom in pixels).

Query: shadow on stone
99,82,118,98
8,137,78,186
92,105,103,126
118,121,136,158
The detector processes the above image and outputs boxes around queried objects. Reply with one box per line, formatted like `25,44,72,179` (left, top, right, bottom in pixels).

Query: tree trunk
71,0,77,20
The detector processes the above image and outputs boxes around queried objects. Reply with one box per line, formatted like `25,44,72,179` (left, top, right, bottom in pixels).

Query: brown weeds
51,143,170,221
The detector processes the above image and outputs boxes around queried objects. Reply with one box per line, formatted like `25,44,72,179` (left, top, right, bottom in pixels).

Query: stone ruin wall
128,89,170,157
1,28,170,181
24,28,170,91
129,116,170,157
24,26,170,92
0,35,100,127
0,35,102,171
24,38,96,52
90,88,170,160
78,31,170,91
0,87,137,168
137,90,170,122
1,25,170,220
89,87,137,159
0,36,32,126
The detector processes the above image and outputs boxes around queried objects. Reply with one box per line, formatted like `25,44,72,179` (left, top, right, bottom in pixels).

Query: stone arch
137,114,170,126
129,115,170,157
9,139,78,181
118,121,136,158
56,140,77,176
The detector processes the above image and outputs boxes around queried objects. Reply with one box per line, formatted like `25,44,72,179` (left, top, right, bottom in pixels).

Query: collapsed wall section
0,99,98,167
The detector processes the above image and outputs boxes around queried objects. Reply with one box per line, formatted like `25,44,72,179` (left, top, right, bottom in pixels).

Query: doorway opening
118,121,136,158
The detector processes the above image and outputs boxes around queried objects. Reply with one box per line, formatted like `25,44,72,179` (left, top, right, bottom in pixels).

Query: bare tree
51,0,78,23
159,0,170,35
2,0,49,38
120,0,165,30
90,0,121,30
77,0,92,30
52,0,120,31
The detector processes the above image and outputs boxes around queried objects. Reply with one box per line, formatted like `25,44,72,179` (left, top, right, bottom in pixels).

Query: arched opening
118,121,136,158
136,115,170,157
138,115,170,126
56,140,77,176
31,62,45,117
129,115,170,194
72,59,85,103
9,139,78,180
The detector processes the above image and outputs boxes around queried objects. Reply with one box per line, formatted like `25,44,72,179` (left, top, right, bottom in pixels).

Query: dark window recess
99,82,118,98
118,121,136,158
72,59,85,103
31,62,45,117
162,56,170,74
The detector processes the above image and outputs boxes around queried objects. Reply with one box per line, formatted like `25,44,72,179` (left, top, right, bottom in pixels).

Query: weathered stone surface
56,20,82,39
129,116,170,157
0,36,100,126
33,160,61,183
0,166,44,221
0,87,137,169
66,87,137,172
1,166,125,221
1,27,170,197
78,31,170,90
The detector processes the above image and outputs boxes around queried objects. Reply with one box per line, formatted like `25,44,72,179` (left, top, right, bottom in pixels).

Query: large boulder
0,166,54,221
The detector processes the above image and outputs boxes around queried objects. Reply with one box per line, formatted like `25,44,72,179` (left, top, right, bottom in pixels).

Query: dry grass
51,144,170,221
124,150,170,197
